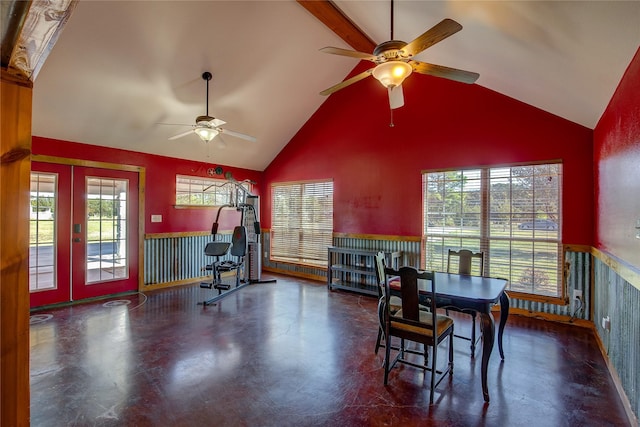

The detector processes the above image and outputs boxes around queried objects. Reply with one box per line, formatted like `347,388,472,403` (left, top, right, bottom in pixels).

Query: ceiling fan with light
319,1,479,109
167,72,256,145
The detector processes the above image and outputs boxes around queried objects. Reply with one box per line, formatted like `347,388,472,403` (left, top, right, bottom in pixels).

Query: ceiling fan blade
168,129,194,140
219,128,257,143
320,69,374,96
410,60,479,84
388,86,405,109
402,18,463,57
216,134,227,149
320,47,377,62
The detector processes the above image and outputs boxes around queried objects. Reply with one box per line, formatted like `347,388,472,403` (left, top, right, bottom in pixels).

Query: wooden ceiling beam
297,0,376,53
1,0,78,82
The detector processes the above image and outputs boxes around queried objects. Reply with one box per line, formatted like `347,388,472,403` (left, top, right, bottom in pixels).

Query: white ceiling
32,1,640,171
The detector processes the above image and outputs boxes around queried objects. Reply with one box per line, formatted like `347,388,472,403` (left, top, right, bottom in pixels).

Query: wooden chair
444,249,485,356
374,252,430,355
383,266,454,404
374,252,401,355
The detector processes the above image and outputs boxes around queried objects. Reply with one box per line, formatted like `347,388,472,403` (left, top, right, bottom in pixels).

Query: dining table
390,271,510,402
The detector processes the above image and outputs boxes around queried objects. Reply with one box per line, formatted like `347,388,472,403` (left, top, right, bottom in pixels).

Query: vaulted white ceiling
31,1,640,171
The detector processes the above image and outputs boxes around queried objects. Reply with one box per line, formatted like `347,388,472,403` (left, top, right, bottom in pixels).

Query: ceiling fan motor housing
196,115,215,126
373,40,409,61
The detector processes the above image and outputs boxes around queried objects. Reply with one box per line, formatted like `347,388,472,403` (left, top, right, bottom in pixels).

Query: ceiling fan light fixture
372,61,412,88
195,126,218,142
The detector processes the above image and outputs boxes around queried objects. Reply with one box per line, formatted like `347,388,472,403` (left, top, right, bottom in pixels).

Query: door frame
31,154,146,293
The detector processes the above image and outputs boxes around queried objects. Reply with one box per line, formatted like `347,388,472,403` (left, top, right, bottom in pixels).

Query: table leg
498,291,510,359
480,310,495,402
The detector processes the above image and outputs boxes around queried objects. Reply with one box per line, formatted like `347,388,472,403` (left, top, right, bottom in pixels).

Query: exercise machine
199,179,275,305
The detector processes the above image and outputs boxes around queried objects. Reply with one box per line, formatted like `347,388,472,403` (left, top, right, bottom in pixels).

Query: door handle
73,237,81,243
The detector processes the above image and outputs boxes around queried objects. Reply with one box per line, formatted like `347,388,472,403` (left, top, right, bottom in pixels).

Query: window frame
422,162,564,303
175,175,250,208
270,179,334,268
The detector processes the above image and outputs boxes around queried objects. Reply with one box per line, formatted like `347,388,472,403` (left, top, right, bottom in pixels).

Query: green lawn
30,218,120,245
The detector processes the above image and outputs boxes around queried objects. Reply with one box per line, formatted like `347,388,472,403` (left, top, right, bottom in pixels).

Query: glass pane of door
30,172,57,291
29,162,72,308
86,177,128,284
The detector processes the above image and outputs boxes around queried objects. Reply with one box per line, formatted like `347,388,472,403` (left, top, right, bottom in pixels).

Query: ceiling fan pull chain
389,108,395,128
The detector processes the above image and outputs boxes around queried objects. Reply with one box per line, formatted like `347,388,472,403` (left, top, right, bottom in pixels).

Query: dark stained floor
30,274,630,426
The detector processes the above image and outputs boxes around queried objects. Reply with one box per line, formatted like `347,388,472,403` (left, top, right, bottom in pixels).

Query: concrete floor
29,274,630,426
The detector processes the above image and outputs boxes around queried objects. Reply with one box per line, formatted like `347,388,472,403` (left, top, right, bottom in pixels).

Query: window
422,163,562,299
175,175,250,207
271,180,333,267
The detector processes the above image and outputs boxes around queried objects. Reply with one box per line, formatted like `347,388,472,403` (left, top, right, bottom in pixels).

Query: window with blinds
270,180,333,267
175,175,249,207
422,163,562,299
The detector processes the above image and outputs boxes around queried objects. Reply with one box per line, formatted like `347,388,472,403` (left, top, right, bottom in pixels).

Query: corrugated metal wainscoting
144,234,232,286
593,257,640,421
509,250,591,320
263,232,591,320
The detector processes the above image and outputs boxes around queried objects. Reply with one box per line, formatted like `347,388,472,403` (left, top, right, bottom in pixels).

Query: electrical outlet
602,316,611,331
573,289,582,301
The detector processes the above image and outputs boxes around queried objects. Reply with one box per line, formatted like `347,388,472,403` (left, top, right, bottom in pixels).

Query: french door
29,162,139,307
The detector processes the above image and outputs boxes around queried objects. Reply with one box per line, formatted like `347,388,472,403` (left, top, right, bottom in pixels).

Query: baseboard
508,307,593,329
593,327,638,427
262,267,325,282
141,271,236,292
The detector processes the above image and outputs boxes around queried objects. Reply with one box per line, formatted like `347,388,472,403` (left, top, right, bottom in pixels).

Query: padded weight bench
200,241,232,290
200,226,248,305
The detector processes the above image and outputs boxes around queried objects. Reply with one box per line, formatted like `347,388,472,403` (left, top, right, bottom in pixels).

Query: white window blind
423,163,562,298
271,180,333,266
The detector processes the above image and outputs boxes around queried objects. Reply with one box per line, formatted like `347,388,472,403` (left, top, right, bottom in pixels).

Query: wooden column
1,70,33,426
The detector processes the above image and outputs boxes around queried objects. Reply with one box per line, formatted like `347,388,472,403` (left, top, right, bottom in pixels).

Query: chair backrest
374,251,386,297
447,249,484,276
230,226,248,257
384,266,436,325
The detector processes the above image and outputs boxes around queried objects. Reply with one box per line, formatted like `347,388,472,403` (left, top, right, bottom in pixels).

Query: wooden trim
138,168,146,293
142,272,236,292
1,68,33,87
563,244,591,253
508,308,592,328
333,232,422,242
591,247,640,291
142,276,209,292
506,291,567,306
296,0,376,53
593,325,639,427
31,154,143,173
263,266,325,283
1,69,32,427
145,230,232,240
173,205,220,210
269,257,328,271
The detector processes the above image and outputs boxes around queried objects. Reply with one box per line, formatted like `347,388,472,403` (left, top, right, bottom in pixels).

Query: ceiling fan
167,72,256,145
319,1,479,109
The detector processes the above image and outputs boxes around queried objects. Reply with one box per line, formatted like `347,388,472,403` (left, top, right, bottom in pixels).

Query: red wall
594,47,640,267
262,62,594,244
32,137,263,233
